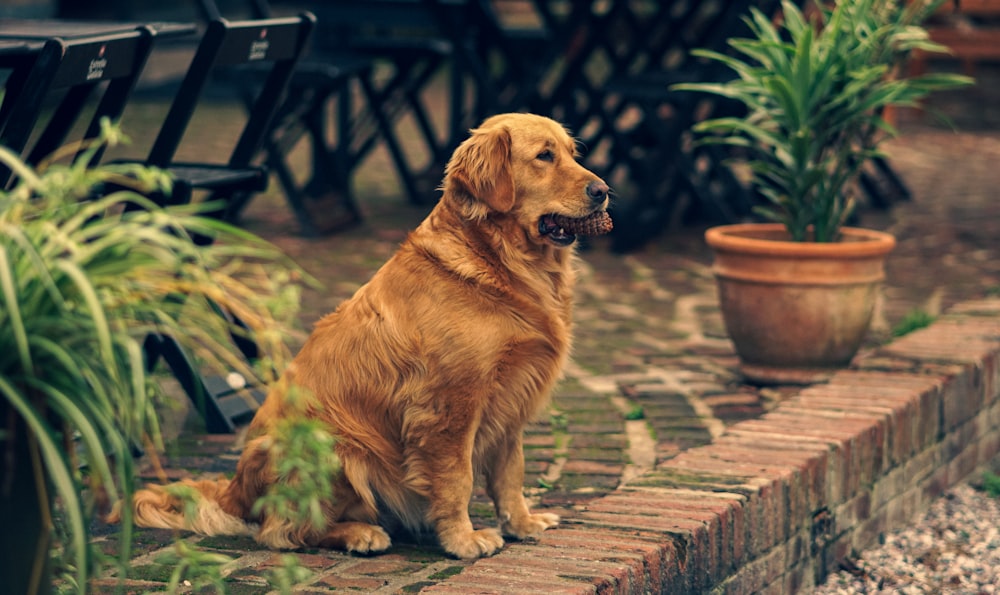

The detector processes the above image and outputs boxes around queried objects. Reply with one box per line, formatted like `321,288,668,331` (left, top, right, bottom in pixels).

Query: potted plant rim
674,0,973,384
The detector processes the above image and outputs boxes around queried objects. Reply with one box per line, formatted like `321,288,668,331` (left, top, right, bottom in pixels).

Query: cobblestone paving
90,66,1000,592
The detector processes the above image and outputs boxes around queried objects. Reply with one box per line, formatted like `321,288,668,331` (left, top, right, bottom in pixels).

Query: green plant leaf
1,120,304,588
0,376,88,594
678,0,972,241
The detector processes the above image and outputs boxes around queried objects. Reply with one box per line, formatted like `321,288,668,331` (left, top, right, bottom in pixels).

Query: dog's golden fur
122,113,610,559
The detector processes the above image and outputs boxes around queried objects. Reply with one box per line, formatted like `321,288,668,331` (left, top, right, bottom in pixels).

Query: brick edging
423,299,1000,594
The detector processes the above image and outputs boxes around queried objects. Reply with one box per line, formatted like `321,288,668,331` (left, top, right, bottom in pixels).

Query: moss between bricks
128,563,175,583
469,501,496,520
392,544,448,563
630,469,753,491
427,565,466,580
196,534,258,551
558,473,621,491
400,581,437,592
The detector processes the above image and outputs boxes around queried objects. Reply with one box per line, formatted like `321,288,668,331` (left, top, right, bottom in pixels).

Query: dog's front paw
441,527,504,559
502,512,560,539
317,522,392,554
345,524,392,554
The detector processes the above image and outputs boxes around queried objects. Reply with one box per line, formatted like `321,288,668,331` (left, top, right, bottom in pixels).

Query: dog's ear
444,125,515,214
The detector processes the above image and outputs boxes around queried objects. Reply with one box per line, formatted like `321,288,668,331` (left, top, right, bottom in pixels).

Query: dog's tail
109,478,257,537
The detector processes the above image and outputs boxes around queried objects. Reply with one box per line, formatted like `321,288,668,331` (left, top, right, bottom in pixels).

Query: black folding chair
141,13,316,218
0,26,156,187
593,0,783,252
122,13,316,433
313,0,477,205
196,0,377,235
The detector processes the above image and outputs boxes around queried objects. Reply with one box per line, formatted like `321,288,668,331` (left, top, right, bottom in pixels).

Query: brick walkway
87,66,1000,592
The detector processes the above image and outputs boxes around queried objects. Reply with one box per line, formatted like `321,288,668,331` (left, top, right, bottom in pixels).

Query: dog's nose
586,180,609,205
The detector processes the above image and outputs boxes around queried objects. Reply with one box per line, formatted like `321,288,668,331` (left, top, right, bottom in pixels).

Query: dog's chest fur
402,221,576,430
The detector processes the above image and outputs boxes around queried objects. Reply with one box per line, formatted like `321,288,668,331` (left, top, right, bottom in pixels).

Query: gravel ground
815,479,1000,594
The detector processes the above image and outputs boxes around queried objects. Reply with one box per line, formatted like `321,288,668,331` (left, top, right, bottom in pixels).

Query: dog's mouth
538,214,578,246
538,211,614,246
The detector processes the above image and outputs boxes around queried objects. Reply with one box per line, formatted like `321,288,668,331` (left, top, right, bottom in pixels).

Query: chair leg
359,74,423,205
860,156,911,209
227,80,361,235
151,335,236,434
275,98,360,234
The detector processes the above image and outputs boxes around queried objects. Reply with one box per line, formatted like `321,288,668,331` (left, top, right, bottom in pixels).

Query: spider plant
675,0,973,242
0,121,302,593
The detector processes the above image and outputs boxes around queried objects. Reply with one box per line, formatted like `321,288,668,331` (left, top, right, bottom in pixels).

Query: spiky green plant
0,120,302,593
675,0,973,242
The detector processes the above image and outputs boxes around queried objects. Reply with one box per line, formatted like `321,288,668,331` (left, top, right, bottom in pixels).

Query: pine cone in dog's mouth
538,211,613,245
554,211,614,236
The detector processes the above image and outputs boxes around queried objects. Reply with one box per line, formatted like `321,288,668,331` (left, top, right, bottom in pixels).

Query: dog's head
443,113,610,248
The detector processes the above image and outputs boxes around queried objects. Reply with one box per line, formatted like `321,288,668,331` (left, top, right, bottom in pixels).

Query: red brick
731,412,882,504
591,488,748,570
788,391,916,465
467,553,627,593
940,365,986,430
659,457,792,566
832,490,871,536
821,373,944,451
518,547,644,593
316,575,391,590
827,369,940,390
428,575,593,594
978,426,1000,465
722,425,847,509
538,527,682,590
675,455,793,556
576,511,713,592
946,438,982,484
782,559,813,593
561,460,626,476
694,444,816,544
773,408,885,477
714,433,830,511
879,322,998,365
721,541,787,594
584,491,738,580
344,558,423,575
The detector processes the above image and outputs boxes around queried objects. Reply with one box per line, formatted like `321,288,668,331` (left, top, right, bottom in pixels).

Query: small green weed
982,471,1000,498
155,540,232,593
892,310,936,337
251,394,342,532
624,405,645,421
267,554,314,593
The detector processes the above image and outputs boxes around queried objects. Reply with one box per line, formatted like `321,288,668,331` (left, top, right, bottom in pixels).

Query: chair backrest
144,12,315,169
0,26,156,176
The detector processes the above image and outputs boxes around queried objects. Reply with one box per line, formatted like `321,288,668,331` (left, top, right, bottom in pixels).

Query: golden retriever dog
120,113,610,559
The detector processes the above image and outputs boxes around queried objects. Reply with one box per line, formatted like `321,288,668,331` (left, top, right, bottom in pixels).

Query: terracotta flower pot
704,223,896,385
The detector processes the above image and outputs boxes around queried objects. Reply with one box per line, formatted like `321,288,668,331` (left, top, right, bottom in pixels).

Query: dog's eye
536,150,554,162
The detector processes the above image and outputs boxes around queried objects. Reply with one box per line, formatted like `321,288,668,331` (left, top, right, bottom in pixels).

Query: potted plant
674,0,972,384
0,122,300,593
